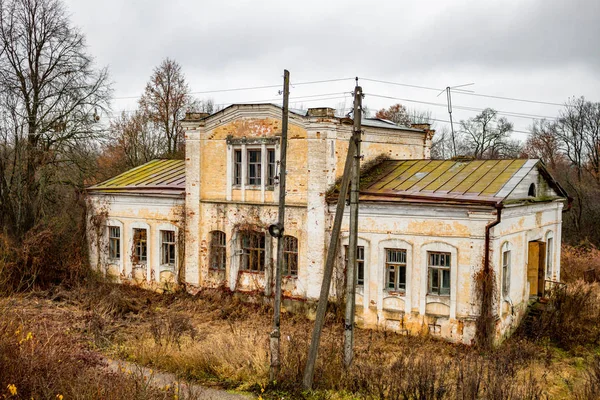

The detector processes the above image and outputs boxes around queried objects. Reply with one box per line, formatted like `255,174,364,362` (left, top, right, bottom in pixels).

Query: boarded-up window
386,249,407,292
345,245,365,287
240,230,265,272
210,230,227,270
283,235,298,276
161,230,176,266
133,228,147,264
502,250,511,296
108,226,120,260
428,252,450,295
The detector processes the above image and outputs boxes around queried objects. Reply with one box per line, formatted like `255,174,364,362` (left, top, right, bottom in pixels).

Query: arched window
501,242,511,297
239,230,266,272
528,183,536,197
282,236,298,276
546,231,554,278
210,230,227,270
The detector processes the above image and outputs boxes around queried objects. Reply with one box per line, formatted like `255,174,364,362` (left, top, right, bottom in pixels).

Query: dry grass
1,279,600,399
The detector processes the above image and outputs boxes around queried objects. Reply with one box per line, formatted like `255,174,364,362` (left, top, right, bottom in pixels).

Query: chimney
307,107,335,118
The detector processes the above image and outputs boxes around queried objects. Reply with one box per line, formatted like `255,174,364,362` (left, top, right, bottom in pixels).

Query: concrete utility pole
343,85,362,368
269,69,290,382
302,85,361,390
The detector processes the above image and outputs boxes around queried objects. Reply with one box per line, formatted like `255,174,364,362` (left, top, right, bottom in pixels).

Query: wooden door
527,241,541,296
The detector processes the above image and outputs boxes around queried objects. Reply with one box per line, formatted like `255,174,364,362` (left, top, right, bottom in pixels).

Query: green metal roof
360,159,541,204
87,159,185,196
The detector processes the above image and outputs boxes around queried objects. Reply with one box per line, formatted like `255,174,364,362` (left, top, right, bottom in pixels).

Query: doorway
527,240,546,297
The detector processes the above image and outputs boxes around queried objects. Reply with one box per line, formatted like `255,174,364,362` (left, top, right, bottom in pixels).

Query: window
240,230,266,272
528,183,536,197
428,252,450,295
502,250,511,297
386,249,407,292
247,149,261,185
233,150,242,185
283,236,298,276
161,230,176,267
108,226,120,260
210,230,227,270
267,149,276,186
230,146,276,190
546,236,554,277
133,228,147,264
345,245,365,286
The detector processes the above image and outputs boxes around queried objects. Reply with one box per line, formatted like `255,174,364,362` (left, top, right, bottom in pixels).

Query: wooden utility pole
302,85,361,390
270,69,290,381
343,85,362,368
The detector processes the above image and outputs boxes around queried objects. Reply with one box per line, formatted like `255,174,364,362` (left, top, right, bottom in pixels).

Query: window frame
247,149,262,186
427,251,451,296
233,149,242,186
108,226,121,261
546,233,554,278
210,230,227,270
132,228,148,264
385,248,407,293
344,245,365,287
502,249,511,297
282,235,298,277
267,148,277,187
239,230,266,272
160,230,176,268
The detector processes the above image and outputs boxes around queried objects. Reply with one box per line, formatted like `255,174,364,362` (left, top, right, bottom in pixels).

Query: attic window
528,183,536,197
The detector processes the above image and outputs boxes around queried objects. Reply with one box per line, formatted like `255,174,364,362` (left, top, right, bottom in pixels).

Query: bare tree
459,108,518,159
139,58,194,155
522,120,564,169
0,0,111,238
104,111,163,171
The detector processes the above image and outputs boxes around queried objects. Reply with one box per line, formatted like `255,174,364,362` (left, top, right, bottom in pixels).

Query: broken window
161,230,176,267
210,230,227,270
386,248,407,292
345,245,365,287
132,228,147,264
502,250,511,297
240,230,266,272
108,226,120,260
233,150,242,185
267,149,276,186
283,235,298,276
428,251,450,296
247,149,261,185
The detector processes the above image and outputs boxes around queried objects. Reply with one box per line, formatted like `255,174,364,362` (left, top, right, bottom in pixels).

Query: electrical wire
360,76,566,107
112,77,355,100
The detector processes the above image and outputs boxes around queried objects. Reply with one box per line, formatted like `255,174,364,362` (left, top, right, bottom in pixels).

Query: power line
364,93,558,121
112,77,355,100
361,76,565,107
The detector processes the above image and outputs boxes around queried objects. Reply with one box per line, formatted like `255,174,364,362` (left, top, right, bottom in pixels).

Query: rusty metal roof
359,159,543,204
87,159,185,196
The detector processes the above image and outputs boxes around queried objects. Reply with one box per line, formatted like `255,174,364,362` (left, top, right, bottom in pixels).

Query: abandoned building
87,103,569,344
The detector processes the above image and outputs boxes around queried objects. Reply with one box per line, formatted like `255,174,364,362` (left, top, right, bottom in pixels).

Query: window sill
385,290,406,297
209,267,226,272
239,270,265,274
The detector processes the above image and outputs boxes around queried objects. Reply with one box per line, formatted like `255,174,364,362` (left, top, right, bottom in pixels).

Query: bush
561,244,600,283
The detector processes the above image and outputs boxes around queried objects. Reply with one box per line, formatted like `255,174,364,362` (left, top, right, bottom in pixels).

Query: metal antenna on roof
437,83,474,157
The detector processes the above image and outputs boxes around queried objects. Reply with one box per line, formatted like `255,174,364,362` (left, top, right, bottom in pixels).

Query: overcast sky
64,0,600,140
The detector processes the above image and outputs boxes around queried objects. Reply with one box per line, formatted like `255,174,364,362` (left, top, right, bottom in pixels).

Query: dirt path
104,358,254,400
